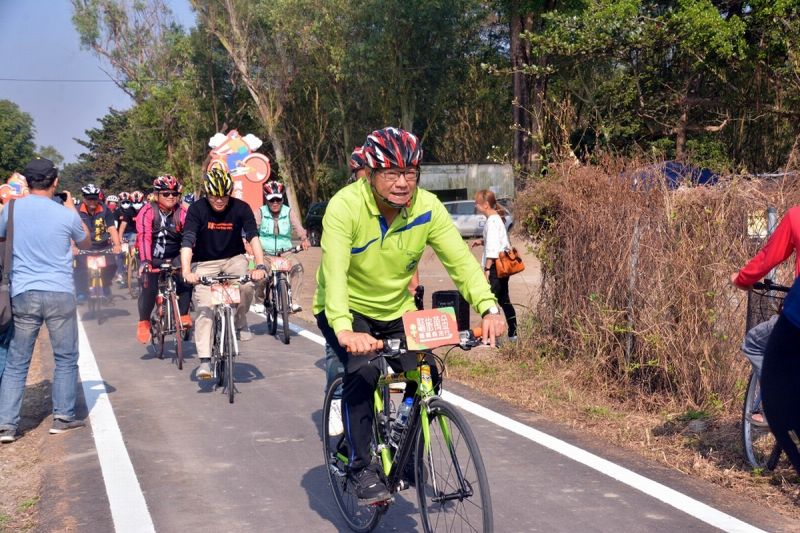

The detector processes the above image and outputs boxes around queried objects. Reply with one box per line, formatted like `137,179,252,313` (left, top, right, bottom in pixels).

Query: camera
57,192,69,202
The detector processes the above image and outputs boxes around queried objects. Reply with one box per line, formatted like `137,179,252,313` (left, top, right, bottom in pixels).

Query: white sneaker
197,360,212,380
291,304,302,313
251,303,265,314
328,399,344,436
237,327,253,341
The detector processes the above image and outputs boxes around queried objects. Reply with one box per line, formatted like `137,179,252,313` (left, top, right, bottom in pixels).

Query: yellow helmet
204,167,233,196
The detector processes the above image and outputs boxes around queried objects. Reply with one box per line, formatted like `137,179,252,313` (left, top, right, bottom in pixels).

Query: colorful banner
207,130,271,214
0,173,29,203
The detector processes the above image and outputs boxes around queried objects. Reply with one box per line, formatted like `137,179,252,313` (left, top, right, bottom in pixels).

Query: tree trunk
510,2,533,191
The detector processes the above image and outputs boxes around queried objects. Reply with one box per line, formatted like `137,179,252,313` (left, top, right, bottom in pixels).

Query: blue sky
0,0,195,165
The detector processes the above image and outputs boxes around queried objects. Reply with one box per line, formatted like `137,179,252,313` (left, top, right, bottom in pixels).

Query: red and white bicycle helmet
349,146,367,171
131,190,145,203
363,127,422,169
263,180,285,201
153,174,182,192
118,191,131,202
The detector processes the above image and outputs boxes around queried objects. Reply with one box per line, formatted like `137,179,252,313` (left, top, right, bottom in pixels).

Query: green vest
259,204,292,254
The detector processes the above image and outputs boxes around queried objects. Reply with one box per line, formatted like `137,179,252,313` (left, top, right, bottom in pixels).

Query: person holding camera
0,158,92,443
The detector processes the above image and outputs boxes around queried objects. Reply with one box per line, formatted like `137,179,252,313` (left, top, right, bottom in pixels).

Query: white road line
77,319,156,533
285,317,765,533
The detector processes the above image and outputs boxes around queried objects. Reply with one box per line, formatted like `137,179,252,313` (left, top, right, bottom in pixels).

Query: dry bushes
517,161,800,411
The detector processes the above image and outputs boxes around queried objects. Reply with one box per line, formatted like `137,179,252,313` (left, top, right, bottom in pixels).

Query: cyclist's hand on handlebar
112,243,121,254
337,331,380,355
730,272,750,291
139,261,151,276
183,272,200,285
250,268,266,281
480,314,506,347
301,238,311,251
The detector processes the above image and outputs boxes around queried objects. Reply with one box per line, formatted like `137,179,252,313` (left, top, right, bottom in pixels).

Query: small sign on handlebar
403,308,460,350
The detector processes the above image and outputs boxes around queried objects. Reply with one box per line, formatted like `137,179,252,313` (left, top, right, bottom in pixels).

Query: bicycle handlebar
269,245,303,257
753,279,791,292
199,274,252,285
348,327,484,355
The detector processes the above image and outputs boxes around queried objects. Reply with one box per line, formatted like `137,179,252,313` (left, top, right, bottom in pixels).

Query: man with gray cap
0,158,91,443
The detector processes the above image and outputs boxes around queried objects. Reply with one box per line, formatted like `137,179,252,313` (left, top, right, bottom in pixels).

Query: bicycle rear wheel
742,370,780,470
415,398,492,533
128,252,140,299
278,277,291,344
322,375,383,532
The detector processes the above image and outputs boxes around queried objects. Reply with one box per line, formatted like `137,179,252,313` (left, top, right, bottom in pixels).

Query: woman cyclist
134,176,192,344
256,180,310,313
732,205,800,474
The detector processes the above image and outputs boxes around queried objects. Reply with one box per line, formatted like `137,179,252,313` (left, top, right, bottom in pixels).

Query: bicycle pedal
364,497,392,508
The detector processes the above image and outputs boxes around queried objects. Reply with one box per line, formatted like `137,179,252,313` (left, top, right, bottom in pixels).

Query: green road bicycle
322,309,492,532
200,273,251,404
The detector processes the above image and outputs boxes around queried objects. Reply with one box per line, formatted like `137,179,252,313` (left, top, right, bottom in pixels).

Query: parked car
442,199,514,238
305,201,328,246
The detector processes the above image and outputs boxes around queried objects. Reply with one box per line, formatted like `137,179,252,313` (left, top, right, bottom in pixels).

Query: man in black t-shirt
181,168,267,380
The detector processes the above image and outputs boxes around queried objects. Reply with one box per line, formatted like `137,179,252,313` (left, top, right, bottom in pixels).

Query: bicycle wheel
170,293,184,370
278,277,291,344
152,305,165,360
265,279,278,335
322,375,383,532
742,370,780,469
128,252,140,299
225,306,236,404
213,310,225,387
415,398,492,533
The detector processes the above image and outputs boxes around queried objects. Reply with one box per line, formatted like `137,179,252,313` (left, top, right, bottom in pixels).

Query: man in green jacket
314,127,505,504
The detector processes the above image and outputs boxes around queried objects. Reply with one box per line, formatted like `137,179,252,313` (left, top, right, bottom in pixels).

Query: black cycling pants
316,310,441,471
138,257,192,321
761,313,800,474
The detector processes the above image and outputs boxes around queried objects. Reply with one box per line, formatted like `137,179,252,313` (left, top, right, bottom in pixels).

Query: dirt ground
0,336,48,532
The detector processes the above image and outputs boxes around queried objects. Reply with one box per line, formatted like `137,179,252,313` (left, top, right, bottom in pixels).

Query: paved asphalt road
34,280,795,533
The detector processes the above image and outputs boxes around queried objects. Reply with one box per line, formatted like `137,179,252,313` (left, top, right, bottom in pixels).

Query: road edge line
78,319,156,533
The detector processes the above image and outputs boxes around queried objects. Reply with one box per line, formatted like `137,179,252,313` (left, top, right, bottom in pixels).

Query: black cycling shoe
353,467,390,505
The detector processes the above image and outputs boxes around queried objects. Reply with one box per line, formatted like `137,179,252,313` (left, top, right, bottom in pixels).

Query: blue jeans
742,314,778,375
0,291,80,430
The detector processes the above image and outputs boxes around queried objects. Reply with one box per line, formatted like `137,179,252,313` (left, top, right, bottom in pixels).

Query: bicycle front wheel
225,306,236,403
742,370,780,469
322,374,383,532
278,277,291,344
265,279,278,336
415,398,492,533
170,293,183,370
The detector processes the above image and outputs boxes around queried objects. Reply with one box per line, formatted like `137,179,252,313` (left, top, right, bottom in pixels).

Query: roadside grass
442,319,800,520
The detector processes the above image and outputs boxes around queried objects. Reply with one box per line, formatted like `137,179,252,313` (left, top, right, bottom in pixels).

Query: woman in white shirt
472,189,517,339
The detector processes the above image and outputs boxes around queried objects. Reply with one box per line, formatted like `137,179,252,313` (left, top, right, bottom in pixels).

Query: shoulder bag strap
2,200,15,286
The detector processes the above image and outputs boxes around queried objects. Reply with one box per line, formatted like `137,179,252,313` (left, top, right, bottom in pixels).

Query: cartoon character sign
207,130,271,214
0,173,30,204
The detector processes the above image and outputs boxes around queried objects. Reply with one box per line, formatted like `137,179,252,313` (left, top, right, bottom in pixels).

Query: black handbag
0,200,15,332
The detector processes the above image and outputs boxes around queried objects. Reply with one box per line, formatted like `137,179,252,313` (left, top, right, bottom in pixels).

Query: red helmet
363,127,422,169
118,192,131,202
131,190,145,203
349,146,367,171
153,174,182,192
263,180,285,201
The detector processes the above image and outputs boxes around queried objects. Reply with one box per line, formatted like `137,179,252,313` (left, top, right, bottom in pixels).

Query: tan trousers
192,255,253,359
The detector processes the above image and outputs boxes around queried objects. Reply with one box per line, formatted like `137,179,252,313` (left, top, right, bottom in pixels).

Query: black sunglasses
267,198,283,203
159,191,180,197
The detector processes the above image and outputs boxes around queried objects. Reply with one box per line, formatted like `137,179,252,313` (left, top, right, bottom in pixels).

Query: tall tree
0,100,36,179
